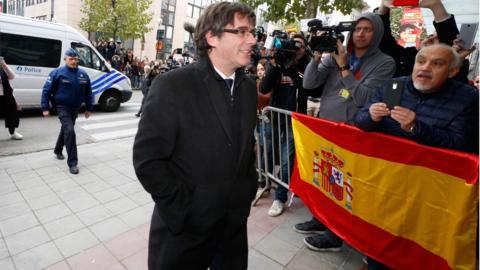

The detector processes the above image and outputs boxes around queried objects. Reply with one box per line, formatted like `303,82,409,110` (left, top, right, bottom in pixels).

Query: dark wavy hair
194,2,255,57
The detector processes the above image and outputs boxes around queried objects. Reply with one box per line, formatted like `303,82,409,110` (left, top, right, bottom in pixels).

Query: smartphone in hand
459,23,479,49
384,80,404,110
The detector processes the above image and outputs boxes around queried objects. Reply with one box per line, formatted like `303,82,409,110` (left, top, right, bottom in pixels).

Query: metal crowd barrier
253,106,295,207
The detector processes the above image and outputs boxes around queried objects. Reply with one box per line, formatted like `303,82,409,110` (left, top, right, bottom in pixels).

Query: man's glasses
222,27,256,38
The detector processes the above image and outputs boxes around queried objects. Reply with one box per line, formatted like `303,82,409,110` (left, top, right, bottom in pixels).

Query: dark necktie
224,79,233,95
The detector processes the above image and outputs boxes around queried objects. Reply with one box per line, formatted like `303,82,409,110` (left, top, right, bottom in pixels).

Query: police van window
0,33,61,68
71,43,103,71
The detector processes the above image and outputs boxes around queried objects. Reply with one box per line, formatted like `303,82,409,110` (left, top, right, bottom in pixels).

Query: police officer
41,48,93,174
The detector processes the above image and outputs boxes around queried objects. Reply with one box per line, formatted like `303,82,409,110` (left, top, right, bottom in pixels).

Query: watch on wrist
409,124,415,134
338,64,350,72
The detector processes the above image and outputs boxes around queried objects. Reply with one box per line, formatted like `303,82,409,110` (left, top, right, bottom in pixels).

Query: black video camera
270,30,303,68
250,26,267,65
307,19,356,53
255,26,267,43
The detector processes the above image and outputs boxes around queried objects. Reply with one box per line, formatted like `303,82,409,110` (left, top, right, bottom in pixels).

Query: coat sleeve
434,14,459,46
259,62,281,94
411,91,479,153
340,57,396,107
286,65,309,114
41,70,58,111
378,11,411,60
84,75,94,112
4,64,15,80
303,57,331,90
132,73,193,235
354,84,385,131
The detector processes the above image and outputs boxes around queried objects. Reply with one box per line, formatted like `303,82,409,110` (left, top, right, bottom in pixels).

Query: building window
36,0,47,3
184,32,194,56
15,0,24,15
0,32,62,68
159,0,176,58
166,26,173,39
26,0,35,6
187,0,217,19
71,42,105,71
7,1,15,13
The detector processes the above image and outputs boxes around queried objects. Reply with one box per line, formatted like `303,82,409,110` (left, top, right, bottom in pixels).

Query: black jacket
355,77,479,153
260,55,313,114
133,57,258,268
0,69,19,129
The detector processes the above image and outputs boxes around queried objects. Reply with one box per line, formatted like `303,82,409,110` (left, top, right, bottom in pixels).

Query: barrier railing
253,106,295,206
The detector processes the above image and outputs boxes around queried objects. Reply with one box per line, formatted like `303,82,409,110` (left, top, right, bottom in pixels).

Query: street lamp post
50,0,54,21
156,18,165,60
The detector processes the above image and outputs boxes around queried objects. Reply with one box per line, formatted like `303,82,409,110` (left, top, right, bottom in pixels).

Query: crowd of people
92,39,155,90
250,0,478,269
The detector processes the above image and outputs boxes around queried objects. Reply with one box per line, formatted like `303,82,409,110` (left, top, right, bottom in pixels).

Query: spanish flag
290,113,478,270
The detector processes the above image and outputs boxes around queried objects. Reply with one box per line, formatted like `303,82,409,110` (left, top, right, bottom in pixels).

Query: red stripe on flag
290,166,452,270
292,113,478,184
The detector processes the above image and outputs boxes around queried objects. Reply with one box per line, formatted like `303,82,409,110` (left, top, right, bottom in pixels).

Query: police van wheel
99,91,121,112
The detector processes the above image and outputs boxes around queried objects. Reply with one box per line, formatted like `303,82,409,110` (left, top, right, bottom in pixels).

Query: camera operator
260,33,316,217
297,12,395,252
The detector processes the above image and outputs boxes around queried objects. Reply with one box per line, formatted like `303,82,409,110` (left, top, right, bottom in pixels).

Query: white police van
0,13,132,112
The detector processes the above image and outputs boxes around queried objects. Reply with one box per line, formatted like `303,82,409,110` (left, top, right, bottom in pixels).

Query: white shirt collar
213,66,236,94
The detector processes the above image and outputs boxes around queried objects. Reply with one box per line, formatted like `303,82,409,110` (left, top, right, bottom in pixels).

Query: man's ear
448,66,459,78
205,31,218,49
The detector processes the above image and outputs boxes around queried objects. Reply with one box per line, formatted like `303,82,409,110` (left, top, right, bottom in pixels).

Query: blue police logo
16,66,23,72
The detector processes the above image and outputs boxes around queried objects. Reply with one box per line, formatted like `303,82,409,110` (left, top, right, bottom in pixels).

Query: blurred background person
0,58,22,140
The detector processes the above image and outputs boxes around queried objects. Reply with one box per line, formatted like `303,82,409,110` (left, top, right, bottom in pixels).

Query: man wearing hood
297,12,395,252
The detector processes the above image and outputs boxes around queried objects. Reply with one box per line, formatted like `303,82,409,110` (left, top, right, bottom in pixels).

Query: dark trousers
148,205,248,270
275,124,295,203
137,94,146,114
312,217,343,246
54,106,78,167
0,95,19,134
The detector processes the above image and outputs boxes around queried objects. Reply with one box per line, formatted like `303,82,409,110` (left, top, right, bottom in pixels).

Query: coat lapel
197,58,233,143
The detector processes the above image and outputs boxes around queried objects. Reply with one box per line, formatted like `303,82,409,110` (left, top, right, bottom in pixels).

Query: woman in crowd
0,59,22,140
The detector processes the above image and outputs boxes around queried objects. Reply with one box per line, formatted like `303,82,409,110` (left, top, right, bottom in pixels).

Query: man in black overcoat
133,2,258,270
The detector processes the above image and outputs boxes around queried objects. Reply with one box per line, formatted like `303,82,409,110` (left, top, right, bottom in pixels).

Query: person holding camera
298,12,395,252
0,58,23,140
259,33,313,217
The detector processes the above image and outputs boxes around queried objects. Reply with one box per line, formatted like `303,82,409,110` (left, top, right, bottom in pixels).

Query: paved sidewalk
0,137,364,270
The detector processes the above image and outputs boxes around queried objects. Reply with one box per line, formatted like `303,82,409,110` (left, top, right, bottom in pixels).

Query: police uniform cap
64,48,78,57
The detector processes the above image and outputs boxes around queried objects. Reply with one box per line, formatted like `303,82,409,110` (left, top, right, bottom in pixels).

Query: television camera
266,30,305,68
307,19,356,53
